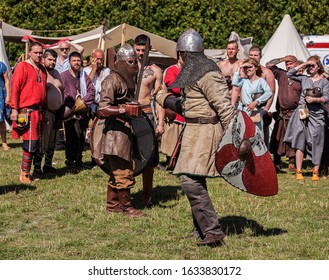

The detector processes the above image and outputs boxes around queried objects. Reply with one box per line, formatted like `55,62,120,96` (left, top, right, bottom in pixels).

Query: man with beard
134,34,165,207
266,55,302,173
95,44,144,217
61,52,95,174
10,42,47,184
154,29,236,246
33,49,64,177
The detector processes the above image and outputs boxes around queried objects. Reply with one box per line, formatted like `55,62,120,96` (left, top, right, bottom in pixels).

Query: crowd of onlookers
1,38,329,187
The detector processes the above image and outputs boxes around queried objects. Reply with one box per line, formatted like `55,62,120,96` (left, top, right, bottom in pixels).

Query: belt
141,105,153,114
185,117,218,124
142,107,153,114
20,106,43,113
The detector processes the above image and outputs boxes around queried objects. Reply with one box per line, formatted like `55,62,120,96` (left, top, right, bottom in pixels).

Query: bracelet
158,124,164,127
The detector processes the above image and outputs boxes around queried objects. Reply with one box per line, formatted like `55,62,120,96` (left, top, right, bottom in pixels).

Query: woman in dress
0,61,11,150
232,58,272,139
284,55,329,181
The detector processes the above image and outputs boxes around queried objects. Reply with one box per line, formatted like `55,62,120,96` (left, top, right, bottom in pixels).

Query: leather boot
197,232,225,247
117,189,144,217
20,170,32,184
106,186,122,213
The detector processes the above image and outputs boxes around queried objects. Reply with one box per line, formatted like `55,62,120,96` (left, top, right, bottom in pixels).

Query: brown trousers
107,155,135,189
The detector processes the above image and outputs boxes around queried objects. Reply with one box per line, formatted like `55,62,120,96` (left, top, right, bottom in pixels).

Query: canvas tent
0,22,12,78
71,23,177,59
260,14,310,113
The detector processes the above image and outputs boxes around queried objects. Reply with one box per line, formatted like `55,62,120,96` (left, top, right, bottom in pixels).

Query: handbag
299,104,309,120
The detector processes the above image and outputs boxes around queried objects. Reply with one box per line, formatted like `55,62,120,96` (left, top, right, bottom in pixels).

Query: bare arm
153,66,165,135
231,86,240,106
70,41,84,55
4,70,10,105
265,58,282,67
263,68,276,112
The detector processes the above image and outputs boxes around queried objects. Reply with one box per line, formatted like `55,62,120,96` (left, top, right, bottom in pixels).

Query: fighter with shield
154,29,277,246
91,44,155,218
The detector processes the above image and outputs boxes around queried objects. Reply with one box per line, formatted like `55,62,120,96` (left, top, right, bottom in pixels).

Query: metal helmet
176,28,204,52
116,44,136,61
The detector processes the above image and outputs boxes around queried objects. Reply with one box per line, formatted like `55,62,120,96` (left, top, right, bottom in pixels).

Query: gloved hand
122,102,142,117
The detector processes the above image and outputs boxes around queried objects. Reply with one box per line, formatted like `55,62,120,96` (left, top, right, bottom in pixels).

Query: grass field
0,138,328,260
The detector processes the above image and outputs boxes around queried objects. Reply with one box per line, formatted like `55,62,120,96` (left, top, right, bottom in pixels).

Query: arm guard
155,87,183,115
96,105,124,119
164,95,183,116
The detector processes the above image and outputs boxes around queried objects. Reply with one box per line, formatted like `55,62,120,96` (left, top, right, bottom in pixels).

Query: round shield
90,112,155,176
130,112,155,176
215,111,278,196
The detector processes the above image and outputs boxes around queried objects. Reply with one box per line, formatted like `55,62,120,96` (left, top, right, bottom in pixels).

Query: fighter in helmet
155,29,236,246
94,44,144,218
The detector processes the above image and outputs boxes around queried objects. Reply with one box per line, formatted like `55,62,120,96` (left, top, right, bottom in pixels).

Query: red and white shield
216,111,278,196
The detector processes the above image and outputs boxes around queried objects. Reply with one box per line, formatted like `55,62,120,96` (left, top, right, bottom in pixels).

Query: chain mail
170,52,220,89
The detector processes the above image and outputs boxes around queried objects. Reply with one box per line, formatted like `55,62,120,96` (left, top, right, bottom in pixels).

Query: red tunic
163,64,184,123
10,62,47,140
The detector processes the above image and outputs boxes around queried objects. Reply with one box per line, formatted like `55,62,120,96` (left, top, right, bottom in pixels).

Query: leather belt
141,105,153,114
142,107,153,114
185,117,218,124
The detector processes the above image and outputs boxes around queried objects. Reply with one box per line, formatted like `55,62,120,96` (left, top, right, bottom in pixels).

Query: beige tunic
173,71,236,177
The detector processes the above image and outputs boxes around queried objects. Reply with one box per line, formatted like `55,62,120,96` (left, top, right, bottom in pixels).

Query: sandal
2,143,11,150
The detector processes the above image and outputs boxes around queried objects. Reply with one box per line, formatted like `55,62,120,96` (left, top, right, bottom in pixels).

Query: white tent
260,14,310,112
261,15,309,66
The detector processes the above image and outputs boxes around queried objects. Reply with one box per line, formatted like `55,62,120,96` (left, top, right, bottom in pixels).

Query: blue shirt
55,56,70,74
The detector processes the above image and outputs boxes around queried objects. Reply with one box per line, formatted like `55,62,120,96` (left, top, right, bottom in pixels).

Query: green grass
0,138,328,260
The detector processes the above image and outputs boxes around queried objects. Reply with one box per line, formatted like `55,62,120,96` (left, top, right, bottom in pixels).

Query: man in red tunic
159,52,185,167
10,42,47,184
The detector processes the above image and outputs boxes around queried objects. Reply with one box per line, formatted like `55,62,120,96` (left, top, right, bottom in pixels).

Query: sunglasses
243,66,253,69
308,64,316,69
59,48,70,51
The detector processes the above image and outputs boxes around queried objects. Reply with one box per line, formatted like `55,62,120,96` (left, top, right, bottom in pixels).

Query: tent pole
24,41,29,61
121,23,126,46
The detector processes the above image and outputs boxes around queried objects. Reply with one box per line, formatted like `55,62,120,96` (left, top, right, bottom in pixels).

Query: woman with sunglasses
284,55,329,181
232,58,272,139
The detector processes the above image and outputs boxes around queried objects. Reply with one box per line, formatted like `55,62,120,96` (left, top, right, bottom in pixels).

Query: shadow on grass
219,215,287,237
132,185,181,208
0,184,37,195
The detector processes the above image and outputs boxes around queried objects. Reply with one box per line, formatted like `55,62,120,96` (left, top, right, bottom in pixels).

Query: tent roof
72,23,177,58
23,25,105,45
261,14,310,67
0,20,33,43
